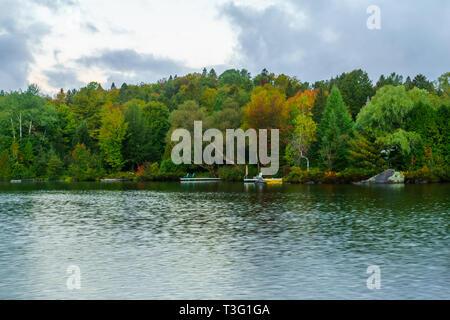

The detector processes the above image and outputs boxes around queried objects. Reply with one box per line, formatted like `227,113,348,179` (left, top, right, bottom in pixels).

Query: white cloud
0,0,448,94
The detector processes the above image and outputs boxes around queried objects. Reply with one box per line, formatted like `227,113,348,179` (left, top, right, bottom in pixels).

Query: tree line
0,68,448,182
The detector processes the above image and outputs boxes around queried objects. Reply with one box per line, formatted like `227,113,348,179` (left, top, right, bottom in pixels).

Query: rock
358,169,404,184
387,171,405,183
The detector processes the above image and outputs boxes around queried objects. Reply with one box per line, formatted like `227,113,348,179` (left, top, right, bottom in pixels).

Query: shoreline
2,178,448,185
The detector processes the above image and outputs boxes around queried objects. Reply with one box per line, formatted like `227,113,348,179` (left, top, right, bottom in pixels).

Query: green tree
168,100,206,133
123,99,147,169
218,69,253,91
69,143,103,181
437,72,450,99
317,87,354,170
98,106,128,171
70,82,106,138
253,68,273,87
142,101,170,162
311,87,328,123
338,69,374,119
73,120,94,150
47,154,63,180
412,74,434,93
406,101,439,162
204,97,242,131
0,149,11,180
356,85,431,168
348,131,385,170
356,85,430,136
435,104,450,165
376,72,403,89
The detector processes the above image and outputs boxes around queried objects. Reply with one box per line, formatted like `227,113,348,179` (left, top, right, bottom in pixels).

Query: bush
217,166,246,181
159,159,186,175
136,162,182,181
404,166,449,183
339,168,377,183
284,167,323,183
103,171,137,180
284,167,377,184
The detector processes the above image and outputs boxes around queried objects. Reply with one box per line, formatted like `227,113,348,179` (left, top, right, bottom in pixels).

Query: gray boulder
357,169,404,184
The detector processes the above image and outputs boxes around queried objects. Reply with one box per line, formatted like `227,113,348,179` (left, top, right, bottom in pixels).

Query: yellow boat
264,178,283,184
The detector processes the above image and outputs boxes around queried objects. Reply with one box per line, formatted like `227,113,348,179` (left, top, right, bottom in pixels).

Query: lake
0,182,448,299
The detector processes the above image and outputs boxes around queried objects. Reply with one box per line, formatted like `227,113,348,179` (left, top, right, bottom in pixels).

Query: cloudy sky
0,0,449,94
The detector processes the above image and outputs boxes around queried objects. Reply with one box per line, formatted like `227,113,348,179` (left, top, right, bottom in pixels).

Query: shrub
284,167,377,184
284,167,323,183
339,168,377,183
404,166,449,183
323,171,340,183
103,171,137,180
136,162,182,181
160,159,185,175
217,166,246,181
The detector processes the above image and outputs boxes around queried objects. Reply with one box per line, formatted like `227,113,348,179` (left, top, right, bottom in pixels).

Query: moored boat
264,178,283,184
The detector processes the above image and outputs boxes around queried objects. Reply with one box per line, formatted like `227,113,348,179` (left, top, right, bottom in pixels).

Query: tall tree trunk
18,113,22,139
10,118,15,140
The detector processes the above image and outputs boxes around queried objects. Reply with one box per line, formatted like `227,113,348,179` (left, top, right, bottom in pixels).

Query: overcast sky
0,0,449,94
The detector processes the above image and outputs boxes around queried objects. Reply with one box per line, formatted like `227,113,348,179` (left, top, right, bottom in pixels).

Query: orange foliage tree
285,89,317,123
242,84,290,142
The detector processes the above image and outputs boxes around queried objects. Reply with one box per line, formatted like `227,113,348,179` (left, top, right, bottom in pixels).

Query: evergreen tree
338,69,374,119
348,131,385,170
317,87,354,170
311,87,328,124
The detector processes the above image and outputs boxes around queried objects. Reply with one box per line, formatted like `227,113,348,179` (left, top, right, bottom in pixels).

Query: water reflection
0,182,448,299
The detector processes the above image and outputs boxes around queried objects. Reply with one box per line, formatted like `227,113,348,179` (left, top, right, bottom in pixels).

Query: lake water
0,182,448,299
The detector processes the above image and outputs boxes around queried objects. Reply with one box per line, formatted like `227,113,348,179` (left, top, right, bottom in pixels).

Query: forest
0,68,448,183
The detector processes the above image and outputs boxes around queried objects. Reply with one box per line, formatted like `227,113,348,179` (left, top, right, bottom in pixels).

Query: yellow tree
199,87,217,113
285,114,317,170
242,84,289,172
243,84,289,137
285,89,317,123
284,90,317,170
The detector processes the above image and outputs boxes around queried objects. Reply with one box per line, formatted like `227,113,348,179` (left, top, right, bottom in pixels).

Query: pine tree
317,87,354,170
348,131,385,170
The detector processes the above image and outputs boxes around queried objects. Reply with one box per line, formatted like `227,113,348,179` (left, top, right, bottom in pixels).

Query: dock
244,178,283,184
180,178,223,182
